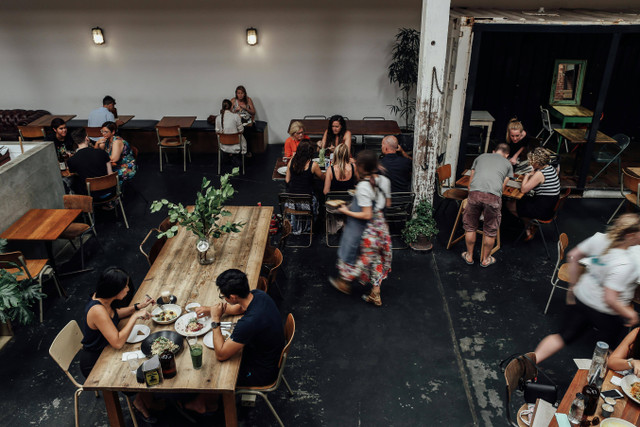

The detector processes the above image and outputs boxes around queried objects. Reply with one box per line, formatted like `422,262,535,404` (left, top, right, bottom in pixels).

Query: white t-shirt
355,175,391,212
573,232,639,315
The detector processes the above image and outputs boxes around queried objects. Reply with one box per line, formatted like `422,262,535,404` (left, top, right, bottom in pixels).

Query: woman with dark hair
215,99,247,156
49,117,75,158
609,327,640,376
98,121,137,181
319,115,352,153
285,140,324,234
330,150,392,307
230,85,256,122
79,267,155,420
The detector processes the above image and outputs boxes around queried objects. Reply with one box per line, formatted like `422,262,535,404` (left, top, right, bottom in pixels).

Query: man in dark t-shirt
67,128,112,182
187,269,285,414
379,135,412,193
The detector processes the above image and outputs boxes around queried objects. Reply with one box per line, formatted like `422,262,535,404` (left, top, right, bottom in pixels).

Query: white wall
0,2,422,143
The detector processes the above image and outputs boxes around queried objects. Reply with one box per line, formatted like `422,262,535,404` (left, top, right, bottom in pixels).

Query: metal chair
303,115,326,120
589,133,631,183
86,172,129,228
0,251,65,323
17,125,46,153
362,116,385,151
217,133,244,175
49,321,139,427
278,219,292,251
608,167,640,224
139,228,167,267
324,191,352,247
502,352,538,427
156,125,191,172
434,164,468,217
544,233,571,314
59,195,101,275
278,193,313,248
385,192,416,249
526,188,571,259
236,313,295,427
535,106,562,149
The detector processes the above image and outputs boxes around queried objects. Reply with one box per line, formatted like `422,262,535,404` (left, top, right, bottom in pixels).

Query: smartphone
600,389,624,399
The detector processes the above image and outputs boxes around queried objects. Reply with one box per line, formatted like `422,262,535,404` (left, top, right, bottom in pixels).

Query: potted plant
150,168,245,265
402,200,438,251
388,27,420,133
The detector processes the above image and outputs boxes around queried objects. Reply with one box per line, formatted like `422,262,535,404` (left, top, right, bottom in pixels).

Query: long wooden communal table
27,114,76,127
84,205,273,427
290,119,401,136
546,369,640,426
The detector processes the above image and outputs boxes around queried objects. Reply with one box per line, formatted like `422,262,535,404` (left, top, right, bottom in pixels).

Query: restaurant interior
1,1,640,426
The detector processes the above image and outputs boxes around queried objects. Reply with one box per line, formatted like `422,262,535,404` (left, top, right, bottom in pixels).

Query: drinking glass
126,353,141,374
190,344,203,370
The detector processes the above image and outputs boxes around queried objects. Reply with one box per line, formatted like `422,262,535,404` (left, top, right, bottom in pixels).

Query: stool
446,198,500,260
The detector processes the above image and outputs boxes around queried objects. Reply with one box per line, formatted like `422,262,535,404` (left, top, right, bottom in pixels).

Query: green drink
190,344,203,369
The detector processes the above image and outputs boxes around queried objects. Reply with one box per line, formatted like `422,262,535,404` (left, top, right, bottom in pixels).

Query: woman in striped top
507,147,560,241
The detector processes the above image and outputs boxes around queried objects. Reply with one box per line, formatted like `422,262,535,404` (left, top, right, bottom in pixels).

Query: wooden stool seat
160,137,189,147
557,263,570,282
446,198,500,260
60,223,91,239
4,259,49,280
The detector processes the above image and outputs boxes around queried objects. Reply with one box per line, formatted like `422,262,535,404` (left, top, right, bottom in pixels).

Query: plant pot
196,236,216,265
409,235,433,252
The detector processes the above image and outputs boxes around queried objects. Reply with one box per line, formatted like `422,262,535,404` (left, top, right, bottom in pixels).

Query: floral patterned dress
106,137,137,181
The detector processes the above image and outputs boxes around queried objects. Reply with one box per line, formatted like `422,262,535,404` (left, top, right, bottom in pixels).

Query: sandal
329,277,351,295
461,252,474,265
362,292,382,307
480,256,496,268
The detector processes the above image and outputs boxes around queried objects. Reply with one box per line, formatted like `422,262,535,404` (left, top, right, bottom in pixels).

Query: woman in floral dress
98,121,137,181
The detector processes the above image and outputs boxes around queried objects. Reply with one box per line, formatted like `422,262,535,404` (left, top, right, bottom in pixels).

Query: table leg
222,392,238,427
103,391,125,427
44,240,57,272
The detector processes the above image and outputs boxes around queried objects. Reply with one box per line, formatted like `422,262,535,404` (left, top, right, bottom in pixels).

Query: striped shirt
535,165,561,196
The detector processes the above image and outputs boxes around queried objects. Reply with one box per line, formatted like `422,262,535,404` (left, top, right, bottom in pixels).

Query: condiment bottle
159,349,177,379
142,355,163,387
568,393,585,425
582,384,599,416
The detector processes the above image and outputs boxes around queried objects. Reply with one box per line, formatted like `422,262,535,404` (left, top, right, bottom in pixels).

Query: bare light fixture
92,27,105,45
246,27,258,46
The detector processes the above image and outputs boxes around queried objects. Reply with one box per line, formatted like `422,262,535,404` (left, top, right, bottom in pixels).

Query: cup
601,403,614,418
190,344,203,370
126,353,141,374
161,290,171,304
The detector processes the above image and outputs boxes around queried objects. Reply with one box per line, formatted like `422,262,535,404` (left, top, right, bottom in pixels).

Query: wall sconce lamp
246,28,258,46
92,27,105,45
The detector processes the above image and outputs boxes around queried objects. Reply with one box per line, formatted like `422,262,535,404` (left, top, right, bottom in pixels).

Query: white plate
312,158,320,163
174,312,212,337
620,373,640,405
277,166,287,175
202,329,232,349
126,324,150,344
600,418,636,427
185,302,201,313
151,304,182,324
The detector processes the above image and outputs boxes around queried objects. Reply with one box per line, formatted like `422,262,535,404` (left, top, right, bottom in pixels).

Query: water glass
126,353,141,374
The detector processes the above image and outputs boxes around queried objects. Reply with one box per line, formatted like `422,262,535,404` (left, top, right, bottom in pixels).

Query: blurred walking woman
330,150,392,307
534,214,640,363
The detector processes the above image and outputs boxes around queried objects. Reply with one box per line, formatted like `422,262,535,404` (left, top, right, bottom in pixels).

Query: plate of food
202,329,232,349
126,324,150,344
600,418,636,427
277,166,287,175
151,304,182,324
620,373,640,405
325,199,346,208
141,331,183,357
174,312,212,337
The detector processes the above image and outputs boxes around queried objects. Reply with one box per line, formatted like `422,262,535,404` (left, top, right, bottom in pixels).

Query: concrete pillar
412,0,451,204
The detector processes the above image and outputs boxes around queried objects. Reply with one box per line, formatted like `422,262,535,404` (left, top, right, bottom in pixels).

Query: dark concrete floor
0,145,625,426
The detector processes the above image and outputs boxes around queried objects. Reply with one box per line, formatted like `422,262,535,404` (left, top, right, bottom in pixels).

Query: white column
412,0,451,204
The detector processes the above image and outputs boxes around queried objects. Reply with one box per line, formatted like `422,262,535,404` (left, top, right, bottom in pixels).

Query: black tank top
81,299,119,353
330,164,357,192
287,164,314,195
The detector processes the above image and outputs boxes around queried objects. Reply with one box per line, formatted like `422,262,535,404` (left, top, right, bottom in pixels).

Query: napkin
573,358,592,370
531,399,556,427
554,413,571,427
121,350,145,361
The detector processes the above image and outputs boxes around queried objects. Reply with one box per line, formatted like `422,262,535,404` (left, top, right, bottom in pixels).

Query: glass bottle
159,349,177,379
587,341,609,390
568,393,585,425
582,384,599,416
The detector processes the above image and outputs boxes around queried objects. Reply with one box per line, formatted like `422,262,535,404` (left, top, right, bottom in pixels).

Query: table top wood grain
157,116,197,128
27,114,77,127
554,128,616,144
0,209,81,241
551,105,594,118
455,171,524,200
290,119,401,136
116,115,135,125
84,205,273,395
272,158,287,181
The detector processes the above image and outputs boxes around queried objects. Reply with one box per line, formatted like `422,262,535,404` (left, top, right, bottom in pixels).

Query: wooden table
456,170,524,200
547,369,640,426
157,116,197,128
116,115,135,125
84,205,273,427
0,208,82,271
470,110,495,153
554,128,617,144
272,158,288,181
550,105,594,128
290,119,401,136
27,114,77,127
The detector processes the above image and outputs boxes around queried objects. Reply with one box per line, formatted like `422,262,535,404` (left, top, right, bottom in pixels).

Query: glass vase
196,236,215,265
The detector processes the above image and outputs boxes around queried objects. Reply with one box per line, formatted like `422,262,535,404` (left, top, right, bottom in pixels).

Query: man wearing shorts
462,143,513,267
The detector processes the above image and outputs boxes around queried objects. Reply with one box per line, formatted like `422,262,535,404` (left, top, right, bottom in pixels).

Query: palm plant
388,28,420,131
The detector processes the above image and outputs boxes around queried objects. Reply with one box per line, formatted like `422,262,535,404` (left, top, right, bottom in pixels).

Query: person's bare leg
464,231,476,263
506,200,517,217
481,236,495,265
534,334,565,363
184,394,208,414
133,394,152,418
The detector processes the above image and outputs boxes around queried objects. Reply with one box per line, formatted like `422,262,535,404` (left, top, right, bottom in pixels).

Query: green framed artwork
549,59,587,106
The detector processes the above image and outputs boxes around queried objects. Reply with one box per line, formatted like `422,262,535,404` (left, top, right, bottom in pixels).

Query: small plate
174,312,212,337
600,418,636,427
151,304,182,324
203,329,232,349
126,324,150,344
620,373,640,405
277,166,287,175
185,302,201,313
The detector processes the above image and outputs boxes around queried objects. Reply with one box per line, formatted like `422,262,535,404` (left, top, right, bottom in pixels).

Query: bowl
141,330,184,357
600,418,636,427
151,304,182,324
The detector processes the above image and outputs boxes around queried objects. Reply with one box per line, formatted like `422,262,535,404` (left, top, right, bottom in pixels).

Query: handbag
500,354,559,405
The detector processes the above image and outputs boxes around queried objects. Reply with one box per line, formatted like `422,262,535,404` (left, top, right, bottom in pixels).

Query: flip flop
480,256,496,268
461,252,474,265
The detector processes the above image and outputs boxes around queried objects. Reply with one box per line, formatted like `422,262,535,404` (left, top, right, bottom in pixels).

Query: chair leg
119,197,130,229
608,199,627,224
544,283,557,315
159,148,163,172
242,152,245,175
183,147,187,172
218,148,221,175
74,389,82,427
124,394,140,427
537,224,551,259
282,375,294,396
256,392,284,427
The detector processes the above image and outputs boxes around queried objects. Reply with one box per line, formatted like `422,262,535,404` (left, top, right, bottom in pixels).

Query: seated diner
97,121,137,181
284,121,309,158
49,118,75,159
323,143,357,194
319,115,352,154
215,99,247,156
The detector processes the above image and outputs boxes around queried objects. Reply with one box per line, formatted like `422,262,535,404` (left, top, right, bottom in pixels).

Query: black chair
278,193,314,248
384,192,415,249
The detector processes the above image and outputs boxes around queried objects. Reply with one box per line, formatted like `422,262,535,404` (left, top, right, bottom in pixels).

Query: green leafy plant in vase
150,168,245,265
401,200,438,251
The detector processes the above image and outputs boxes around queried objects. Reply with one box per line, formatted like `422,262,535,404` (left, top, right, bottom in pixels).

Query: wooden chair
156,125,191,172
278,193,313,248
362,116,385,150
236,313,295,427
257,276,269,293
262,247,283,289
84,127,103,139
139,228,167,267
0,251,65,323
544,233,571,314
86,172,129,228
447,198,501,260
324,191,351,247
158,216,177,233
503,352,538,427
590,133,631,183
217,133,244,175
59,195,101,275
385,192,416,249
527,188,571,259
435,164,468,217
49,321,139,427
608,167,640,224
278,219,292,251
17,125,46,153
